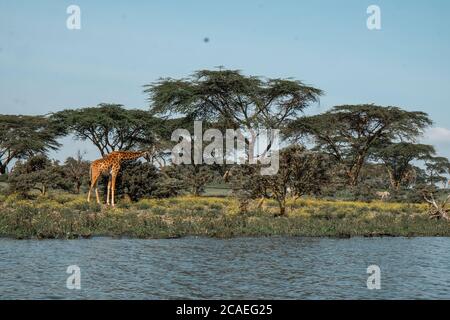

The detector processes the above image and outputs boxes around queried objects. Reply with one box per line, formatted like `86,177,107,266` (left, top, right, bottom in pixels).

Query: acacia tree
227,145,330,216
372,143,435,190
266,146,330,216
144,69,322,162
0,115,62,174
52,104,159,156
287,104,432,186
424,156,450,187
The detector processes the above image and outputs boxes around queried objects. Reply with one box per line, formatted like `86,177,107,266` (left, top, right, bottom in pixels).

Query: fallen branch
423,192,450,221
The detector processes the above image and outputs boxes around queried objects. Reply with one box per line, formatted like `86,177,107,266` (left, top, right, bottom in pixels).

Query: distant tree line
1,69,449,216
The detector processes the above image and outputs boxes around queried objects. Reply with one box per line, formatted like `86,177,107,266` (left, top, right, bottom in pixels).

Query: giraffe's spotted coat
87,151,148,206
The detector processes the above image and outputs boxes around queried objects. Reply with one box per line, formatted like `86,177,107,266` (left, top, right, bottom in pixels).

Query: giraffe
87,150,149,207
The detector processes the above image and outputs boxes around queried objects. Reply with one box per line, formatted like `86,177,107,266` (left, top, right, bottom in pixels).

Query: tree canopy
145,69,322,128
0,115,62,174
52,103,160,156
424,156,450,186
287,104,433,186
145,69,323,161
372,142,435,190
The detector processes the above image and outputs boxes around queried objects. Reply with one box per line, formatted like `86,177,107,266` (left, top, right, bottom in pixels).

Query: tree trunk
275,199,287,217
248,135,256,164
393,182,400,191
347,170,359,187
347,154,366,186
193,186,200,197
388,173,400,190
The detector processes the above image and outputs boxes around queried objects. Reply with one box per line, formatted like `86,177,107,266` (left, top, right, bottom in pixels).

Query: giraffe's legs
88,171,100,203
111,172,118,207
106,178,112,206
87,182,93,202
95,184,100,204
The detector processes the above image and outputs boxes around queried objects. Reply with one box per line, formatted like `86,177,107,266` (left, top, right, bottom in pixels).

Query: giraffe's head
137,145,157,159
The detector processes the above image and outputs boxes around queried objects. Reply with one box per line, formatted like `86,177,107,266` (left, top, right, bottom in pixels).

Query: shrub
102,161,185,202
8,155,71,196
112,161,159,201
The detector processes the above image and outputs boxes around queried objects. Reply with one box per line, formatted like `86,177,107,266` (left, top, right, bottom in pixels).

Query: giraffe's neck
117,151,147,161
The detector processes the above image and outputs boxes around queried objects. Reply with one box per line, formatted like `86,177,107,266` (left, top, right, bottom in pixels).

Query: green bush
8,155,71,196
100,161,184,202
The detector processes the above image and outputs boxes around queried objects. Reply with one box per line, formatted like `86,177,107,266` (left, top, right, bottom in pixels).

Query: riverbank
0,194,449,239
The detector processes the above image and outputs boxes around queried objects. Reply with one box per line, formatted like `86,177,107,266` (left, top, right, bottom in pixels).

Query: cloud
424,127,450,143
421,127,450,160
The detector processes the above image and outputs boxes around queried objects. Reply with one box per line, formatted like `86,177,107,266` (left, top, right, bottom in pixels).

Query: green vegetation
51,103,160,157
287,104,433,186
1,69,450,236
0,194,449,240
0,114,63,174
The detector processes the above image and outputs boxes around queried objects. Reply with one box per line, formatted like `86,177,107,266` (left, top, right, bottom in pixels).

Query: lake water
0,237,449,300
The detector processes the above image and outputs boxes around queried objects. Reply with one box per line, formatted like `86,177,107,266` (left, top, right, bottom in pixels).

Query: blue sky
1,0,449,161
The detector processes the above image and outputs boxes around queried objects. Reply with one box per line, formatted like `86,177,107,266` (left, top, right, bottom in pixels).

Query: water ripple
0,237,449,299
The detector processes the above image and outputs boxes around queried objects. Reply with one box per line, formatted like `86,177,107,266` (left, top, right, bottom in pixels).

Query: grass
203,183,232,197
1,192,449,239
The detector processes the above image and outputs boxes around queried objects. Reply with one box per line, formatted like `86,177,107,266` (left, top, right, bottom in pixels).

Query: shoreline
2,234,450,241
1,195,449,240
